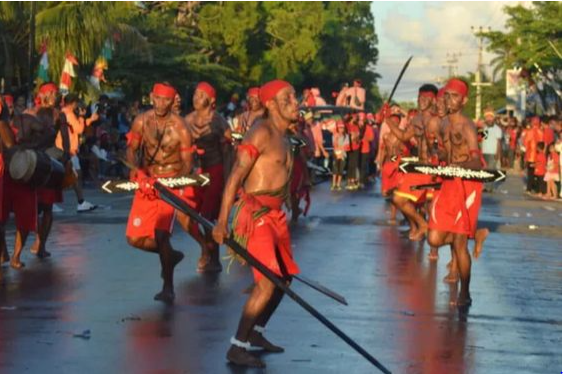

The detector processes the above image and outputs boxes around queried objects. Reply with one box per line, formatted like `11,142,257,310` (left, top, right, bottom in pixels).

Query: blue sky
371,1,512,102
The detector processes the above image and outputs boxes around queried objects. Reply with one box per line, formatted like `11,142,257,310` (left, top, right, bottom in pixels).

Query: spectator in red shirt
525,117,544,193
506,117,519,169
542,115,555,147
345,114,361,190
534,142,547,196
358,112,374,188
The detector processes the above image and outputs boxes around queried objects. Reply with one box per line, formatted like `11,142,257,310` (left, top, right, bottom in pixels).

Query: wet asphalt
0,174,560,374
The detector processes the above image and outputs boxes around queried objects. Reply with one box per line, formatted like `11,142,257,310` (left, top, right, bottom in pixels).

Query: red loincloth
126,182,196,240
194,163,224,221
428,178,482,238
394,173,434,204
1,175,37,232
232,191,300,282
381,160,399,195
37,187,63,205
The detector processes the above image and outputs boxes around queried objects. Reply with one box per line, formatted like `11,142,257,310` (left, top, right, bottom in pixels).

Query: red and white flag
59,52,78,94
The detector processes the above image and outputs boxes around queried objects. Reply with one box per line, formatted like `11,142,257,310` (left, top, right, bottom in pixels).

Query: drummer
0,88,59,267
27,83,68,259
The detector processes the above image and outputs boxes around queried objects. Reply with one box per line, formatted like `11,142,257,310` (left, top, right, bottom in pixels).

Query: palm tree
0,2,149,93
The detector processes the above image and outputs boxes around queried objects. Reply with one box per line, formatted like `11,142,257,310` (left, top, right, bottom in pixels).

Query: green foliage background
0,1,381,107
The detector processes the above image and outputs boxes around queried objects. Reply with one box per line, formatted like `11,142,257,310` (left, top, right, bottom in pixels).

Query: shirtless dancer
234,87,264,135
427,79,484,307
434,87,489,279
387,84,440,241
377,114,406,223
213,80,300,368
125,83,193,303
183,82,231,272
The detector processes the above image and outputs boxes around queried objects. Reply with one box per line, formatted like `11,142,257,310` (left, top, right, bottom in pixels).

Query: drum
9,149,65,189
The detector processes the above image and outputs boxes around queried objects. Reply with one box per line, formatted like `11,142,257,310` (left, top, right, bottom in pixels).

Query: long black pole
153,182,392,374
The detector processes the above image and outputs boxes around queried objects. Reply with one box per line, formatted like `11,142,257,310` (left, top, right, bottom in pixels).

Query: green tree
482,2,561,113
0,2,148,94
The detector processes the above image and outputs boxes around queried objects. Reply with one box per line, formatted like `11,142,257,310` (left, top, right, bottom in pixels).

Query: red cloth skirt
195,163,224,221
2,175,37,232
428,178,482,238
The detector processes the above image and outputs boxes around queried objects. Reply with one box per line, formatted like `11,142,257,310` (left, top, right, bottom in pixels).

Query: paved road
0,175,560,374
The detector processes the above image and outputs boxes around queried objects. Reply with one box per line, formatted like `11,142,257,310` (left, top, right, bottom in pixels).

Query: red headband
445,78,468,97
259,80,292,105
419,91,436,99
152,83,177,99
247,87,260,97
3,95,14,106
38,83,58,95
196,82,216,100
437,87,446,99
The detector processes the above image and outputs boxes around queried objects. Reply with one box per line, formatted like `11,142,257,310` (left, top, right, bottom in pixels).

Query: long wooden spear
153,182,392,374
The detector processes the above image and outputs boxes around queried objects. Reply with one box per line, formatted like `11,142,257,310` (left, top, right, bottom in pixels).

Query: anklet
230,337,251,350
253,325,265,334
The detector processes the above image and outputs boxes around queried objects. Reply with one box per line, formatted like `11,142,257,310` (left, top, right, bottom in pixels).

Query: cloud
373,1,514,101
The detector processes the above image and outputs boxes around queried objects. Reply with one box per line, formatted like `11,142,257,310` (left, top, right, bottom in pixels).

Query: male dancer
427,78,483,307
377,114,406,223
125,82,193,303
386,84,440,241
213,80,300,368
183,82,231,272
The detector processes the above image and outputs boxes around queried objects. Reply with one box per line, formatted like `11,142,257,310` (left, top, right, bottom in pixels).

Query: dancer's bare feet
428,247,439,261
450,294,472,308
409,225,427,241
248,331,284,353
226,345,265,368
10,260,25,270
472,228,489,259
443,271,459,283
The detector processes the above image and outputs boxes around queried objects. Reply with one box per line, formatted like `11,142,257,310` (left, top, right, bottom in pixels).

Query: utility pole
471,26,492,120
442,52,461,78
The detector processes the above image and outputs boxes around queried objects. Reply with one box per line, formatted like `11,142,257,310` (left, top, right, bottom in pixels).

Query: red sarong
394,173,433,204
232,191,300,282
428,178,482,238
381,160,399,196
126,184,196,240
1,175,37,232
194,163,224,221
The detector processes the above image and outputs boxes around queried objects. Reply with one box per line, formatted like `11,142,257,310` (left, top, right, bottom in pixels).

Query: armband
125,131,142,146
238,144,260,161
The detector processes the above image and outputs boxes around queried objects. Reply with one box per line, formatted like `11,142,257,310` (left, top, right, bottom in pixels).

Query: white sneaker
77,201,98,212
52,204,64,213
